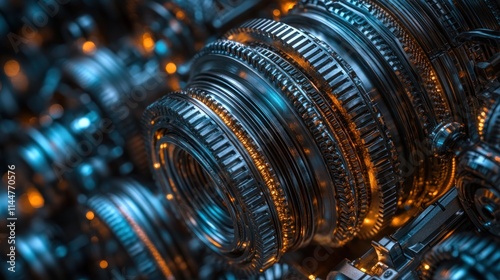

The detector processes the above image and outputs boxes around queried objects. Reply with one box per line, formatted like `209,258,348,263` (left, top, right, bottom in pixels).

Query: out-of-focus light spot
48,104,64,119
39,115,53,126
142,32,155,52
165,62,177,74
99,260,108,269
281,1,295,13
362,218,374,226
155,40,168,55
80,164,93,176
4,60,20,77
75,117,91,130
273,9,281,17
176,10,186,20
11,73,28,91
360,268,367,272
154,162,161,169
424,264,430,270
86,211,95,220
166,194,174,200
27,187,44,208
82,41,96,54
19,194,35,214
308,275,315,280
390,214,412,227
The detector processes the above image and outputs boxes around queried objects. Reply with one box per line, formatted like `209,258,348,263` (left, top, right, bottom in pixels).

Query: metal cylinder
144,0,500,275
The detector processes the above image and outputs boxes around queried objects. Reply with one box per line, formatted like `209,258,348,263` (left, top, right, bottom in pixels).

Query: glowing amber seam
116,204,174,280
187,90,295,252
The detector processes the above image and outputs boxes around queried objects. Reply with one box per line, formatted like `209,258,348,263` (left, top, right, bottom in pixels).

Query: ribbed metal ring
421,233,500,279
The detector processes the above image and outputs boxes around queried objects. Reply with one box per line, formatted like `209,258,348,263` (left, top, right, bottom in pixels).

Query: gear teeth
88,179,198,279
457,142,500,237
88,196,161,278
143,92,282,275
62,49,149,175
483,99,500,150
226,17,400,240
421,233,500,279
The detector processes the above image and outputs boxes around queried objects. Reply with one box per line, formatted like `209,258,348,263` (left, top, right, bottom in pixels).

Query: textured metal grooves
62,50,149,175
225,18,400,238
144,92,282,274
421,233,500,279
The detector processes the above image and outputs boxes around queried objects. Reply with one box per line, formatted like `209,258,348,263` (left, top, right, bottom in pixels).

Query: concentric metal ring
62,48,148,175
87,178,196,279
421,233,500,279
144,92,283,275
226,17,401,239
457,143,500,237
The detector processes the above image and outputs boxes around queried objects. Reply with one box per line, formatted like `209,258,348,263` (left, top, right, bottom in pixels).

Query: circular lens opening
161,142,236,251
481,204,496,220
474,187,500,223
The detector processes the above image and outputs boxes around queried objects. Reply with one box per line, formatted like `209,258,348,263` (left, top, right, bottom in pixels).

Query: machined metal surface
1,0,500,279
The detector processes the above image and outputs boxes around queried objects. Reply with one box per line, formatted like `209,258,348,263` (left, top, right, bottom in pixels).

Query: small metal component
421,233,500,280
86,178,200,279
431,122,466,156
457,86,500,237
457,143,500,237
328,189,467,280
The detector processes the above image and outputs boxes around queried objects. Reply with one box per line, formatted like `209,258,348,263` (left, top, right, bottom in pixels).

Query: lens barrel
144,0,500,275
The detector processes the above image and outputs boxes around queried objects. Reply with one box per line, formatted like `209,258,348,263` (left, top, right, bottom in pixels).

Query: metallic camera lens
144,0,500,274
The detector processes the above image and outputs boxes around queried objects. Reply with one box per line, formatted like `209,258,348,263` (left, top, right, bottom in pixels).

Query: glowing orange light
11,72,28,91
119,205,173,278
4,60,20,77
82,41,96,54
176,10,186,20
142,32,155,52
273,9,281,17
48,104,64,118
27,187,44,208
99,260,108,269
86,211,95,220
165,62,177,74
280,1,295,13
166,194,174,200
424,264,430,270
